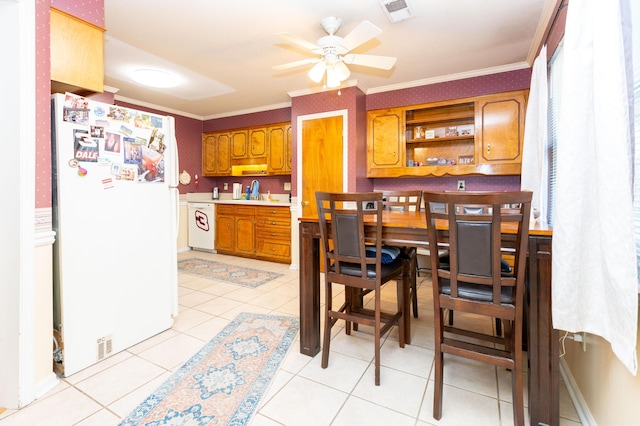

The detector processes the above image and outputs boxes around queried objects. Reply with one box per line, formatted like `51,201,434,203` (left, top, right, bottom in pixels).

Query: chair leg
410,255,418,318
321,281,333,369
374,289,381,386
397,276,405,348
433,308,445,419
512,328,525,425
346,287,356,335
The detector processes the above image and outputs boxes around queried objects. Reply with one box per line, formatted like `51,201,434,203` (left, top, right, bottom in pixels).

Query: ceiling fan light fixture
131,68,180,88
308,61,326,83
326,65,341,88
334,61,351,81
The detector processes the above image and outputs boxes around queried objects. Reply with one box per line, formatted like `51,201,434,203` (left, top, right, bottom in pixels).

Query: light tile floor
0,251,582,425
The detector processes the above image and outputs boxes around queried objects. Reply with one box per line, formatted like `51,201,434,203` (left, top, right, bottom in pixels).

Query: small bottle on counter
267,191,272,201
246,186,250,200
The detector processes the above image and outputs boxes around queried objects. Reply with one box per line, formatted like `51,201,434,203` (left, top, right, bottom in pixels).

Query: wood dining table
298,210,558,426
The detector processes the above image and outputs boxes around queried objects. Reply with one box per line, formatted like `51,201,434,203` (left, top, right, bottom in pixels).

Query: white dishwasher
188,202,215,252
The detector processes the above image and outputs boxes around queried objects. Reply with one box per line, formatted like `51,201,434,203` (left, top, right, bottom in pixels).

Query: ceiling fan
272,17,397,88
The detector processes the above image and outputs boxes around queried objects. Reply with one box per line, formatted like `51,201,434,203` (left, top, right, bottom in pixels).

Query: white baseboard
34,373,59,399
559,357,597,426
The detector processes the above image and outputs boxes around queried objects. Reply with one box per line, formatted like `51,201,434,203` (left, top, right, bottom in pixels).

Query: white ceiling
103,0,551,119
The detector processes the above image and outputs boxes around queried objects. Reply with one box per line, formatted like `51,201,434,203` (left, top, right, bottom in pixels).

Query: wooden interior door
300,115,344,218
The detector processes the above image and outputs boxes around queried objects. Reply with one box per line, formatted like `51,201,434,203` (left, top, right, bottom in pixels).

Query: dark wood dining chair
423,191,531,425
316,191,408,386
377,190,422,318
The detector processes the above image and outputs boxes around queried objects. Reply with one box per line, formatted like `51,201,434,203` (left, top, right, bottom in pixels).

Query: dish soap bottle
246,186,250,200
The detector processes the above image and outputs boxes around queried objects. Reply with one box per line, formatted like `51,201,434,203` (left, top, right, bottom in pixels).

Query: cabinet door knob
487,143,491,153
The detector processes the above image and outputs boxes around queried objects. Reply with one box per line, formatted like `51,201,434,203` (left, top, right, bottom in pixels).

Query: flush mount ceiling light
131,68,181,88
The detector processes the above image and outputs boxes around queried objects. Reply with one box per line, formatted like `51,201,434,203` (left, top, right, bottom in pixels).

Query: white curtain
521,44,549,222
553,0,638,375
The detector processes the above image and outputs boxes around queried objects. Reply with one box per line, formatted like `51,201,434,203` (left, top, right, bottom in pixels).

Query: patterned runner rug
178,258,284,288
119,312,299,426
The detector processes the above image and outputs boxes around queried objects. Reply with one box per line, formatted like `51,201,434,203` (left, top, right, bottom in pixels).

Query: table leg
299,222,321,356
527,236,559,426
404,261,412,344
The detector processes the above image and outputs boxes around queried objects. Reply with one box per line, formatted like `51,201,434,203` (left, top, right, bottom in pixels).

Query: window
546,42,563,226
547,18,639,288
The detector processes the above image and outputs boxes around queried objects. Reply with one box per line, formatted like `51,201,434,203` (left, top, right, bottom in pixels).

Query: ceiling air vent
379,0,416,23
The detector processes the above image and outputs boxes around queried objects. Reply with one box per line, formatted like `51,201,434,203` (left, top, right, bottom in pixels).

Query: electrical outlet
284,182,291,191
457,180,465,191
223,183,228,190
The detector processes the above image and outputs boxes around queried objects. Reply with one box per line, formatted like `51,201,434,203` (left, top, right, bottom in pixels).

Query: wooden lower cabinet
215,204,291,263
215,205,255,255
255,206,291,263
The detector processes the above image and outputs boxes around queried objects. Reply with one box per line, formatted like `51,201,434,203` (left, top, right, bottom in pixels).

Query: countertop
185,192,291,207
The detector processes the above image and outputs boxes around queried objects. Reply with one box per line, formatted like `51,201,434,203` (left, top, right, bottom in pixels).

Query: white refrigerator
51,93,179,377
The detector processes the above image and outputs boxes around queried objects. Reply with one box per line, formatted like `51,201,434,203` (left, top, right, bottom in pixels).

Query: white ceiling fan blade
272,57,320,71
275,32,322,53
338,21,382,53
343,53,397,70
308,61,327,83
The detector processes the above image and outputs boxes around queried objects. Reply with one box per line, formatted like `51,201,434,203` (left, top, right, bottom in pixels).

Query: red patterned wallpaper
50,0,104,27
203,108,290,132
35,1,51,208
366,69,531,110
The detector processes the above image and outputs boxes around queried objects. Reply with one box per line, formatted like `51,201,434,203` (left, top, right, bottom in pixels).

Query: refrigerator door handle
170,187,180,316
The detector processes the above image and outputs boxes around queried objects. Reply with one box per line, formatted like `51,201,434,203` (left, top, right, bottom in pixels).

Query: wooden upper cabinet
367,108,404,170
231,130,249,159
366,90,528,178
286,125,292,173
50,7,104,94
476,91,527,168
202,134,216,176
250,128,267,158
204,123,291,176
202,132,231,176
267,124,288,175
216,134,231,175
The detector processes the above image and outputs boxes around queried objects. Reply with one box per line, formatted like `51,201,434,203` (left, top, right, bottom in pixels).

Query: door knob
301,200,309,207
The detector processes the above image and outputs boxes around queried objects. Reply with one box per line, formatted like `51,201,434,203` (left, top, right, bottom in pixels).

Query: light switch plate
284,182,291,191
